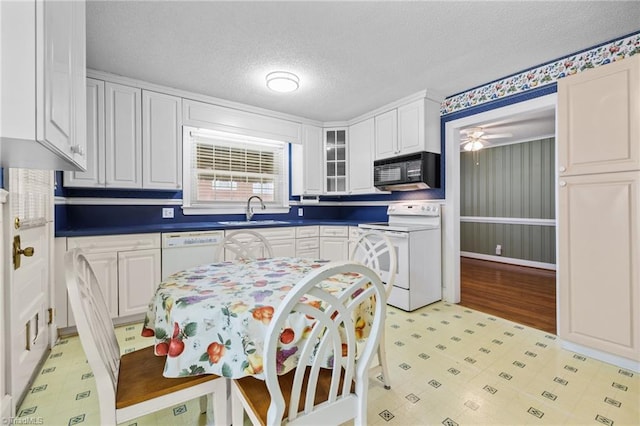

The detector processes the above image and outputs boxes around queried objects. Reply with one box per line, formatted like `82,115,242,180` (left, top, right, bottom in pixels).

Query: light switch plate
298,208,303,217
162,207,174,219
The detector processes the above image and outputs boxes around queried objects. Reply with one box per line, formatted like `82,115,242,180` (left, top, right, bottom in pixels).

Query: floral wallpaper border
441,31,640,116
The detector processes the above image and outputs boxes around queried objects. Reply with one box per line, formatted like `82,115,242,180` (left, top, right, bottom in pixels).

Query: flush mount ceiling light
266,71,299,93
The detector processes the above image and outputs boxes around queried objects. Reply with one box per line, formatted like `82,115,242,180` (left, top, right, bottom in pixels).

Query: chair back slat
350,231,397,296
215,229,274,261
263,261,386,425
65,249,121,411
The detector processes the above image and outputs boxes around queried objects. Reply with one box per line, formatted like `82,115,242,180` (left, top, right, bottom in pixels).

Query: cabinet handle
559,181,567,187
559,166,566,172
70,145,84,156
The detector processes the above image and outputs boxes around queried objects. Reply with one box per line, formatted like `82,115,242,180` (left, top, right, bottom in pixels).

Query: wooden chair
231,261,386,425
349,230,397,389
65,248,229,426
215,229,274,261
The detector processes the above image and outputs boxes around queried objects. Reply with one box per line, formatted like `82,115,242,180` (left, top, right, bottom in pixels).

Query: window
9,169,52,228
183,128,289,214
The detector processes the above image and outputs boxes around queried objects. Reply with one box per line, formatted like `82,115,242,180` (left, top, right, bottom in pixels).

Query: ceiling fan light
266,71,299,93
472,141,483,151
464,142,474,151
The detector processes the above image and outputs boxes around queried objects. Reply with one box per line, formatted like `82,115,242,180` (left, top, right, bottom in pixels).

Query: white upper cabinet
374,97,441,160
65,80,182,190
291,124,324,196
105,82,143,188
64,79,105,187
374,110,398,160
142,90,183,190
324,128,348,194
348,118,377,194
558,55,640,176
0,0,86,170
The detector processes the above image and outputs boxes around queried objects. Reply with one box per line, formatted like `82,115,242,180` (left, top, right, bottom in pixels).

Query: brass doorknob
13,235,35,270
20,247,35,257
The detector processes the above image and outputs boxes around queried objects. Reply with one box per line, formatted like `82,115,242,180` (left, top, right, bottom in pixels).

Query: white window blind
183,129,289,211
9,169,52,228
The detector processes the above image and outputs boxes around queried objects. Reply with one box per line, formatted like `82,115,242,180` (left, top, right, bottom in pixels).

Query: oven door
356,228,409,290
382,231,409,290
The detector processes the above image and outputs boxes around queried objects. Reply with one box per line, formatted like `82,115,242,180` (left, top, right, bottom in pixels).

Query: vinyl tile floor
16,302,640,425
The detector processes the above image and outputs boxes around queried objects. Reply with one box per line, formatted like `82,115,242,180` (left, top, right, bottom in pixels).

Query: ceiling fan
460,127,512,151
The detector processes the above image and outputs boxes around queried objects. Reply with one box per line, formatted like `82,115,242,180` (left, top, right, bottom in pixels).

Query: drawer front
68,233,161,253
255,227,296,240
296,237,319,251
296,226,319,238
297,248,320,259
319,226,348,237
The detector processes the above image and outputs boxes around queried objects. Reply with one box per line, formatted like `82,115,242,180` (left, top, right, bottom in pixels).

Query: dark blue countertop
56,219,371,238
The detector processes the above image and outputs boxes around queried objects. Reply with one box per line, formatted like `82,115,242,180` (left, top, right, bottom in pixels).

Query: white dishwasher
161,230,224,279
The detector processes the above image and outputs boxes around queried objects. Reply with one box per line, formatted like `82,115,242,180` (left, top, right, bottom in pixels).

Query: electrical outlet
298,208,303,217
496,244,502,255
162,207,174,219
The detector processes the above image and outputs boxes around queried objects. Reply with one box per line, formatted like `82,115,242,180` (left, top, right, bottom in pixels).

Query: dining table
142,256,378,379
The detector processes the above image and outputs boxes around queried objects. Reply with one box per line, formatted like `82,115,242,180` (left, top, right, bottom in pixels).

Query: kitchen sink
217,220,290,226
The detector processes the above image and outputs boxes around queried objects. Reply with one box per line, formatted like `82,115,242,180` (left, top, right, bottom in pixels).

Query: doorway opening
443,93,557,333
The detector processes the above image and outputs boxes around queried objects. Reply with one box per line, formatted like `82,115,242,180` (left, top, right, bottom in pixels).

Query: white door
5,169,53,408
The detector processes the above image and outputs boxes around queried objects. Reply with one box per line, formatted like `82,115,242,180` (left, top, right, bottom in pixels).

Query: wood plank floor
459,257,557,335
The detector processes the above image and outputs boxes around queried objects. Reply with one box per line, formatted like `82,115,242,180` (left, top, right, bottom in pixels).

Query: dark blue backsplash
56,203,348,232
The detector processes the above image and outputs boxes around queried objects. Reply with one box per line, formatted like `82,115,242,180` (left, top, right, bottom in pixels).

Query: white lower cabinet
319,226,349,261
224,227,296,260
259,227,296,257
558,172,640,362
57,233,161,328
295,226,320,258
84,251,119,319
118,249,161,317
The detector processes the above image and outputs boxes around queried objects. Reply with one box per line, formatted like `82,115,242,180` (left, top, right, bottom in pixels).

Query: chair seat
234,367,353,426
116,346,222,409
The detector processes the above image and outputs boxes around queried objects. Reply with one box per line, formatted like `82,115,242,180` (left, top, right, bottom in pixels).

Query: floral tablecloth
142,257,375,379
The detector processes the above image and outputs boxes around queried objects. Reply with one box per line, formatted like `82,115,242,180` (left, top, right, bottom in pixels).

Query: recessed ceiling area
86,1,640,123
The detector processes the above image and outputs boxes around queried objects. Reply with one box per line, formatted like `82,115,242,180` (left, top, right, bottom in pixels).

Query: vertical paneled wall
460,138,556,264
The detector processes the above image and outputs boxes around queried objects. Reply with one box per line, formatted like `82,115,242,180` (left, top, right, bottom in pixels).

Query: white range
359,201,442,311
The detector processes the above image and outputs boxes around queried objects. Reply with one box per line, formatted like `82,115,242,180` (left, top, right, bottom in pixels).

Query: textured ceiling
86,1,640,123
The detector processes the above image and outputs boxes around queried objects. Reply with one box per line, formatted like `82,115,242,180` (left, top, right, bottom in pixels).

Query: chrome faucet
245,195,266,221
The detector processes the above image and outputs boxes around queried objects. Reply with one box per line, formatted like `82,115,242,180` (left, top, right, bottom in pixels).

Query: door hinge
48,308,54,325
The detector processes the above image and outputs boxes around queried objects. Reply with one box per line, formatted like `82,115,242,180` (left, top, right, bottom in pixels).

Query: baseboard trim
461,251,556,270
560,340,639,373
1,394,13,420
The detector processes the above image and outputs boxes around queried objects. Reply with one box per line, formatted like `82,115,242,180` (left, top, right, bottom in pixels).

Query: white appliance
161,230,224,279
358,201,442,311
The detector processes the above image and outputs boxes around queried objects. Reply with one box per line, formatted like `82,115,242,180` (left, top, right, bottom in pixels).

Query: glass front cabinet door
324,128,348,194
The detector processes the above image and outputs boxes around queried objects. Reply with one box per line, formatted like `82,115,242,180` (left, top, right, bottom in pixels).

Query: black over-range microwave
373,151,440,191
